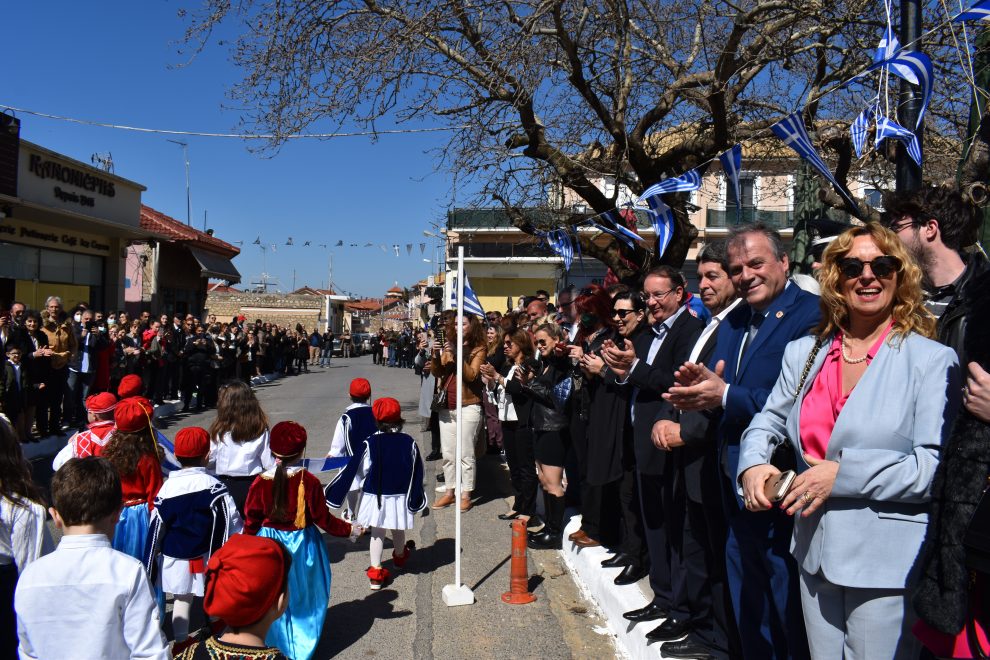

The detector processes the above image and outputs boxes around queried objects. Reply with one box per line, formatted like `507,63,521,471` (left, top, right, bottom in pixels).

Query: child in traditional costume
327,378,376,458
325,397,426,590
175,534,291,660
51,392,117,471
243,421,351,660
103,397,163,560
144,426,242,646
117,374,180,474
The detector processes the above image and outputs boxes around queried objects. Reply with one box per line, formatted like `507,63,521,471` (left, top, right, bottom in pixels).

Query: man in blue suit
665,223,819,660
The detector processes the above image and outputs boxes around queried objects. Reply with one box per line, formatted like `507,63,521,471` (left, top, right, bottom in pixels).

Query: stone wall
204,291,324,332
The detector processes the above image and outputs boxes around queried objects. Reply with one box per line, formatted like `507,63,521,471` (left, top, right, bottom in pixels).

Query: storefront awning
189,247,241,284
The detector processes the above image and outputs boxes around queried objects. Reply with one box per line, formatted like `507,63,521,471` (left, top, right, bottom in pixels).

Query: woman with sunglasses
738,223,960,659
580,291,652,581
518,323,573,549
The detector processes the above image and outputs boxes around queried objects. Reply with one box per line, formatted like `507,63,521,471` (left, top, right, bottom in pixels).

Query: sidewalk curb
559,515,671,660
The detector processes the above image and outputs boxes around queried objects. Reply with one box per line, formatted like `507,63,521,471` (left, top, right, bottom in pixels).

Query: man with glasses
665,223,819,660
881,186,986,363
601,266,704,642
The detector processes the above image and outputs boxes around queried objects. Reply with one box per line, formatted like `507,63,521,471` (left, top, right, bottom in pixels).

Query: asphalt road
39,356,617,659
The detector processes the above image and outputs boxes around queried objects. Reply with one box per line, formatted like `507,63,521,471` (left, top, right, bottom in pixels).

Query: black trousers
166,359,182,398
42,367,67,432
617,464,648,564
638,468,684,617
182,363,206,409
0,563,18,658
502,422,538,516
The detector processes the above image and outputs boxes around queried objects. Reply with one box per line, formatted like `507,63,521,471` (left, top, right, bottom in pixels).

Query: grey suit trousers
799,569,920,660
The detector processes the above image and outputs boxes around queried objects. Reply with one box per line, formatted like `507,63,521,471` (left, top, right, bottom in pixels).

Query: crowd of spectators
419,185,990,660
0,303,337,442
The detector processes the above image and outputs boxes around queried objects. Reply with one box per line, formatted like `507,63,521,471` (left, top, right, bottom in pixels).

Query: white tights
369,527,406,568
172,593,194,641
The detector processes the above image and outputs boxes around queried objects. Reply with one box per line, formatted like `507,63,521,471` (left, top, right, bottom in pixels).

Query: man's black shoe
601,552,633,568
660,639,716,659
622,602,668,623
646,618,692,643
425,451,442,461
613,563,649,586
436,473,445,483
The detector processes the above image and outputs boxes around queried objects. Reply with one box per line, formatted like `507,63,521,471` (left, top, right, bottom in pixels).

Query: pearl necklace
840,334,869,364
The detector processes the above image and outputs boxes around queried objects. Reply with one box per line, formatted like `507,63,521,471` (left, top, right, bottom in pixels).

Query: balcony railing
447,207,654,230
706,207,795,229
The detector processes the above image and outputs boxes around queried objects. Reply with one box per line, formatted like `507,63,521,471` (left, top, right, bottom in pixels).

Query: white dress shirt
0,496,52,572
15,534,169,660
688,298,742,364
328,403,371,458
209,430,275,476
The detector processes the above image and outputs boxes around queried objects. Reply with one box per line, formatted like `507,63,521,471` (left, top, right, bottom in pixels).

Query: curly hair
102,428,162,476
814,223,935,341
881,185,979,251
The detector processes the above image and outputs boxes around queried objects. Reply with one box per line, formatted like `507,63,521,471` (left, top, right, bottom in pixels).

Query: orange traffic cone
501,518,537,605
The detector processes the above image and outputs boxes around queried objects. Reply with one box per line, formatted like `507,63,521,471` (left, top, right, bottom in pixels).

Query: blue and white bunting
886,51,933,129
955,0,990,21
850,106,875,158
875,114,922,165
719,145,743,220
547,229,575,270
771,113,859,212
595,210,645,249
638,169,702,202
449,273,486,317
874,25,901,66
645,196,675,259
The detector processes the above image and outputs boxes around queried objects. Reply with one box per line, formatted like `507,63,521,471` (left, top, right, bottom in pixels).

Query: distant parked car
332,338,344,357
353,333,372,355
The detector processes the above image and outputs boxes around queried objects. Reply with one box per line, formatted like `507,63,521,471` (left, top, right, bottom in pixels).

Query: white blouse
0,496,52,572
208,429,275,476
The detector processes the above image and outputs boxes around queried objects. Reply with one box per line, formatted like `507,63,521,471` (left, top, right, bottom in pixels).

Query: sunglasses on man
837,255,901,279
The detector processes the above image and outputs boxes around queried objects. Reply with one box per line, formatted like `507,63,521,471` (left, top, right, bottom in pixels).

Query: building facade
0,119,152,311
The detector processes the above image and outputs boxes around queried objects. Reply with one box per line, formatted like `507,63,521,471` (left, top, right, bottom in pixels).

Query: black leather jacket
522,355,571,432
936,252,988,366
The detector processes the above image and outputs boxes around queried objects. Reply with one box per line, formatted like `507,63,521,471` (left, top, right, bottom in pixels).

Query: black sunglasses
612,309,637,319
838,255,901,279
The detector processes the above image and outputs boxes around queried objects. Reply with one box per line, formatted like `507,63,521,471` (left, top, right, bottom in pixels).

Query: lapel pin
775,311,784,319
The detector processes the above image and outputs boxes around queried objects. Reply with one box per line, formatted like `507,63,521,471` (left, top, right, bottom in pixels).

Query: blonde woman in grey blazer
737,224,961,660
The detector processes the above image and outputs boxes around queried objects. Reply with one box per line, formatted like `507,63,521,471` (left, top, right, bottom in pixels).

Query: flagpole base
442,583,475,607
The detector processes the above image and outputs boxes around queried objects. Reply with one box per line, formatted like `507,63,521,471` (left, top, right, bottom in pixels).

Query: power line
0,104,471,139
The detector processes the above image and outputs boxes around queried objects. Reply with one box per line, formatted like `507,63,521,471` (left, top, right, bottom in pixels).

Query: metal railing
706,207,795,229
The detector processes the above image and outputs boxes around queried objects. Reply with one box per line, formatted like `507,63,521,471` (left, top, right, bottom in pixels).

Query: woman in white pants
430,312,487,513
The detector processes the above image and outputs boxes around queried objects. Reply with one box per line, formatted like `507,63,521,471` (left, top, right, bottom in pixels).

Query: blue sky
5,1,467,298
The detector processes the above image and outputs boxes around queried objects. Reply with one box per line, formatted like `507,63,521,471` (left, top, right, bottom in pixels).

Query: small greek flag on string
886,52,933,129
639,170,702,202
646,196,675,259
719,145,743,219
771,113,859,211
449,273,486,317
875,114,923,165
850,106,875,158
596,210,644,249
547,229,575,271
955,0,990,21
874,26,901,65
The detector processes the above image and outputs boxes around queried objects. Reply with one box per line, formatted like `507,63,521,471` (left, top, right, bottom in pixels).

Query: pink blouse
799,323,894,460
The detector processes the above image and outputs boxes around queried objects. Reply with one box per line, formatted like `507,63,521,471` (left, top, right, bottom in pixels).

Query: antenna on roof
90,152,114,173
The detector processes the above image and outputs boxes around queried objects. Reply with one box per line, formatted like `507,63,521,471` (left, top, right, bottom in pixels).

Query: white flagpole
443,246,474,606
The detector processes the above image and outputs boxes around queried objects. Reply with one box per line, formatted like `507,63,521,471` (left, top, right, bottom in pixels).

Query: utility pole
896,0,923,193
166,139,192,225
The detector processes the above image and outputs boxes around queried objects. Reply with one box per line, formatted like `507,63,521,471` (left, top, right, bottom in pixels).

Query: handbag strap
792,336,825,402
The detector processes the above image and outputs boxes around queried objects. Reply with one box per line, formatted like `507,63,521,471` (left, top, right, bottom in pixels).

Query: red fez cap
203,535,287,628
114,398,152,434
372,397,403,424
270,421,307,458
174,427,210,459
117,374,143,399
85,392,117,415
349,378,372,400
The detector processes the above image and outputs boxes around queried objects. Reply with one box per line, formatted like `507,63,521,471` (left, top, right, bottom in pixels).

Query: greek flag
595,210,644,249
875,114,922,165
547,229,575,270
638,169,702,202
874,25,901,65
771,113,859,211
851,106,874,158
719,145,743,219
646,196,675,259
886,51,933,129
449,273,486,317
955,0,990,21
